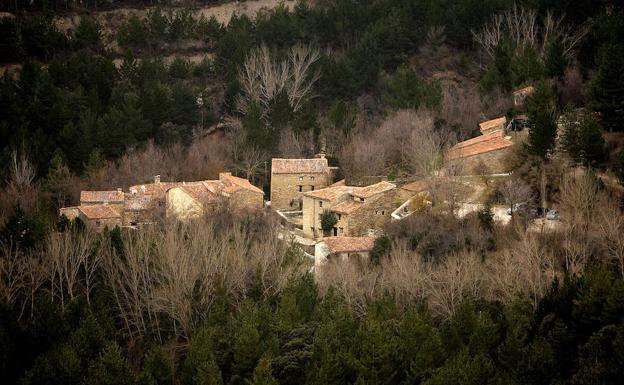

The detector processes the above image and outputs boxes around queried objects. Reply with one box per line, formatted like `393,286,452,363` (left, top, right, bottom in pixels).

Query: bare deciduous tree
472,4,589,64
237,44,320,122
499,178,534,216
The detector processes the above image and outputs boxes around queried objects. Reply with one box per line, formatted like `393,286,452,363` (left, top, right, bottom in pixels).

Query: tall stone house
302,181,400,238
270,157,334,211
166,172,264,220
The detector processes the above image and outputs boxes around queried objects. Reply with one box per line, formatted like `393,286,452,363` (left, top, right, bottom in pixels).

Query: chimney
219,172,232,181
117,188,122,192
154,175,161,184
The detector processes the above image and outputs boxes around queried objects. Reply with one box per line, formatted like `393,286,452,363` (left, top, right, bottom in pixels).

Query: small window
311,185,315,191
319,201,323,208
95,220,101,226
310,176,315,181
298,185,303,192
339,227,344,234
337,214,341,220
381,210,385,215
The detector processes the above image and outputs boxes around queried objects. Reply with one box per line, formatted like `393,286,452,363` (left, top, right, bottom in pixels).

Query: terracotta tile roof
78,204,121,219
303,186,354,201
329,179,346,187
351,181,396,198
324,237,375,254
124,194,154,211
81,190,124,203
178,182,220,203
272,158,329,174
401,180,427,193
479,117,507,133
330,200,363,214
447,129,514,159
220,174,264,195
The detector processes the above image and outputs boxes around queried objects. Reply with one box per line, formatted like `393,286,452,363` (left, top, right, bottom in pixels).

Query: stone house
123,194,156,226
314,236,375,267
302,181,399,239
447,129,515,175
80,190,124,212
479,117,507,135
166,172,264,220
270,157,334,211
76,205,122,231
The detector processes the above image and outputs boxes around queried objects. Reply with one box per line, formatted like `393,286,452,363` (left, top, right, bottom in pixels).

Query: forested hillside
2,1,624,384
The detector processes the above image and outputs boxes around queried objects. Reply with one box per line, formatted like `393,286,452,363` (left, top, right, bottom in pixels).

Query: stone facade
270,158,332,211
333,190,402,237
302,182,400,239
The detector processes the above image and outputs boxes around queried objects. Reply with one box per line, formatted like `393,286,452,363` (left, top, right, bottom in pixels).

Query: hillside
2,1,624,385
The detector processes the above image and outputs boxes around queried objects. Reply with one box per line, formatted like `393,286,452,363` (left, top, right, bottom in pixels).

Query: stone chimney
219,172,232,181
117,188,122,192
154,175,161,184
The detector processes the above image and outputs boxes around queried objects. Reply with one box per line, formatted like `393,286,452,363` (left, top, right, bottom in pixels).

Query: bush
320,210,338,233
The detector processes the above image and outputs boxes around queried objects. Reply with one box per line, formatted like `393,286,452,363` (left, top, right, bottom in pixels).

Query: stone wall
231,189,264,211
166,188,204,220
340,191,403,237
459,148,513,175
78,214,121,232
271,172,330,211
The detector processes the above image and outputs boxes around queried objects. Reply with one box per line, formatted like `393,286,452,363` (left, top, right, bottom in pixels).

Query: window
381,210,385,215
333,227,338,236
95,220,101,226
311,185,315,191
337,214,341,220
298,185,303,192
319,201,323,208
339,227,344,235
310,176,315,181
299,176,303,181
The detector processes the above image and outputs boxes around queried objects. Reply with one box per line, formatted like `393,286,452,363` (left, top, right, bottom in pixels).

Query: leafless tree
499,178,534,216
425,251,484,317
472,5,589,64
0,241,27,306
237,44,320,122
10,150,36,189
47,228,97,309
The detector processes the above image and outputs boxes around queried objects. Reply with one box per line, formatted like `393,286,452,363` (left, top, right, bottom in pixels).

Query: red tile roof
272,158,329,174
479,117,507,133
78,204,121,219
129,182,183,199
328,179,346,187
324,237,375,253
331,200,363,214
220,174,264,194
350,181,396,198
447,129,514,159
178,182,220,203
81,191,124,203
401,180,427,193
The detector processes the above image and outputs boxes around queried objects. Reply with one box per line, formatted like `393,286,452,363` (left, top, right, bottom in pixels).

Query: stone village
60,87,539,268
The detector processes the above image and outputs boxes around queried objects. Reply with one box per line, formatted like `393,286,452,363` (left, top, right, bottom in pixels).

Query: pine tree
248,357,278,385
526,82,558,158
590,43,624,132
